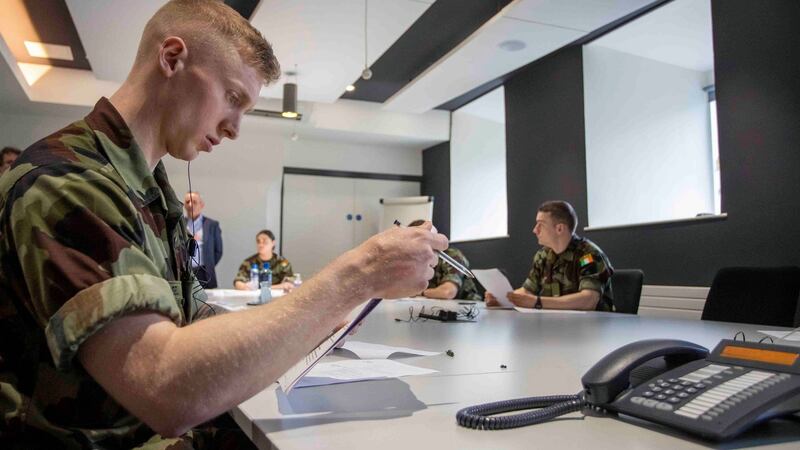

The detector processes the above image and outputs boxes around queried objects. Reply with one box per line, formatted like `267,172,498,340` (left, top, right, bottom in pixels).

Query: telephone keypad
628,364,792,422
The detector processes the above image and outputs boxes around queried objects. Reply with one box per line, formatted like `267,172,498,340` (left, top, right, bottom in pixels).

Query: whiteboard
379,196,434,231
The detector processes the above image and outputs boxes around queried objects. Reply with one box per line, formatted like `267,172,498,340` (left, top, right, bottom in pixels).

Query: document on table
340,341,440,359
295,359,438,388
514,307,587,314
472,269,514,308
758,330,800,342
278,298,382,393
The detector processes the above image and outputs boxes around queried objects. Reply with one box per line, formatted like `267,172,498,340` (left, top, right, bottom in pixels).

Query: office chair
610,269,644,314
701,266,800,327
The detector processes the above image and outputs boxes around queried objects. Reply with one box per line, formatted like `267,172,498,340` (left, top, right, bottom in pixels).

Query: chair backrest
611,269,644,314
701,266,800,327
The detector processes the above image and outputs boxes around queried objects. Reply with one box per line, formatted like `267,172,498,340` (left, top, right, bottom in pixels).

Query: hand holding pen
394,220,476,279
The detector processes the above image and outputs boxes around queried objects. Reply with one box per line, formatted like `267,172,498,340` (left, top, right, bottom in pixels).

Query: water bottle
293,273,303,289
259,262,273,303
249,263,259,290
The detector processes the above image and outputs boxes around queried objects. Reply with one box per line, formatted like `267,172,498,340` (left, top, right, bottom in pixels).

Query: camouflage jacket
522,236,614,311
428,247,480,301
233,253,293,285
0,98,208,449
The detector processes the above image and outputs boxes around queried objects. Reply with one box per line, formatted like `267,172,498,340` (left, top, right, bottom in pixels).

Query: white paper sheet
294,359,438,388
757,330,800,342
340,341,440,359
472,269,514,307
514,307,587,314
278,299,382,393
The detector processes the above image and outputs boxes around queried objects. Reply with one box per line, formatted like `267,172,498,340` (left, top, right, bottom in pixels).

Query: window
449,86,508,242
583,0,722,229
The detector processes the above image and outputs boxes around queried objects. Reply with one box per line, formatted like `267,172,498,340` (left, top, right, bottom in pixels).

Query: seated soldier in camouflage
408,219,480,301
233,229,294,291
486,200,614,311
0,1,448,449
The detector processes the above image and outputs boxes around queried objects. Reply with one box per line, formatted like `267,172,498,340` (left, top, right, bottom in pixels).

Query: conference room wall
162,115,422,288
422,0,800,288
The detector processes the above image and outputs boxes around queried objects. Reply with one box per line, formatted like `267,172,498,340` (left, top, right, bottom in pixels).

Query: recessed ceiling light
24,41,74,61
498,40,526,52
345,84,355,92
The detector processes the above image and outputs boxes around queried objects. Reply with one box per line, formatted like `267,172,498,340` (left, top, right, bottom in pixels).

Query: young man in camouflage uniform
486,200,614,311
0,1,447,449
408,220,480,301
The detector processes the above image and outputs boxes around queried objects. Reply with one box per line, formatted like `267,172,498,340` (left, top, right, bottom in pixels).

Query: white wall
164,116,422,287
583,46,714,228
1,109,422,288
0,108,90,149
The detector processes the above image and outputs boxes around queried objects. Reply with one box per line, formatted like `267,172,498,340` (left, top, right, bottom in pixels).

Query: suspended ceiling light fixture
361,0,372,80
282,65,299,118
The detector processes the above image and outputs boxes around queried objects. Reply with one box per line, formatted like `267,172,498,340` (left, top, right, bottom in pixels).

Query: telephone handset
457,338,800,441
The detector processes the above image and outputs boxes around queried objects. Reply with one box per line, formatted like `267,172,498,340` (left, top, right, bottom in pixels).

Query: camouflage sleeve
436,249,467,290
577,248,611,295
273,259,293,284
7,168,181,370
522,251,544,294
233,259,252,284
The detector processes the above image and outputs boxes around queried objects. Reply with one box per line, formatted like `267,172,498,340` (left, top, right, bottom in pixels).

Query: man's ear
158,36,188,77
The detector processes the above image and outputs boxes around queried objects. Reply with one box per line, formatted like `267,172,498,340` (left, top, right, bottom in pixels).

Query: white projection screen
450,86,508,242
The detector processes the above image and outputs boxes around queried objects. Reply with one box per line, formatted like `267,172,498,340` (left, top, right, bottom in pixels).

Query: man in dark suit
184,191,223,288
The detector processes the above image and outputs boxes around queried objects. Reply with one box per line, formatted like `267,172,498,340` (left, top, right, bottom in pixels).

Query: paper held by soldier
472,269,514,308
278,298,382,393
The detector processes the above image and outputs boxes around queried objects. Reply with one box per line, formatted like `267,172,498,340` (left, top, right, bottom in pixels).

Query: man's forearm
81,249,372,437
423,282,458,299
541,290,599,310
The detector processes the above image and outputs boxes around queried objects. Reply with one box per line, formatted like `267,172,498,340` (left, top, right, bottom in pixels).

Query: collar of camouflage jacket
85,98,182,220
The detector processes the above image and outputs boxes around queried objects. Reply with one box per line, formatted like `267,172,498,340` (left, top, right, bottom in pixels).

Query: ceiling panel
66,0,162,82
383,15,583,114
252,0,432,103
506,0,654,32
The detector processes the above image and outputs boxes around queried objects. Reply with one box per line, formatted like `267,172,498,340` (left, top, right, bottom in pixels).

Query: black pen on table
393,220,476,279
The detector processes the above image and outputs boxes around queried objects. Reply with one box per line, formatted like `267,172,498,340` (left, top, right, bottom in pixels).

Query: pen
393,220,476,279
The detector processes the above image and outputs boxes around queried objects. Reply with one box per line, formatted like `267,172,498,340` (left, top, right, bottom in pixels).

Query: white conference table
207,294,800,449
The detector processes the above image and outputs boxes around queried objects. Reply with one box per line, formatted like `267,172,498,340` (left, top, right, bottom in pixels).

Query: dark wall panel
421,142,451,237
423,0,800,288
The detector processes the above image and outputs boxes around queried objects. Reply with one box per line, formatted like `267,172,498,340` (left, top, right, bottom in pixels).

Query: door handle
355,214,362,221
346,214,353,221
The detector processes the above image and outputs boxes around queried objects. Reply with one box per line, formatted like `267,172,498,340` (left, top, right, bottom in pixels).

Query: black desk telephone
457,339,800,440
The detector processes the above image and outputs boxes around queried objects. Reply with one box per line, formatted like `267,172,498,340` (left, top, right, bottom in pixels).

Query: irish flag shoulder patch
579,254,595,267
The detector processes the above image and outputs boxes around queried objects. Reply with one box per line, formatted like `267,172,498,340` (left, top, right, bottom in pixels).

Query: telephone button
701,414,714,421
686,388,698,394
678,392,690,398
642,399,660,408
667,397,681,404
680,380,693,386
694,383,707,389
656,402,673,411
723,370,734,375
642,391,654,398
652,387,663,392
655,394,668,400
672,384,684,390
664,389,676,395
668,378,679,383
630,396,646,405
660,383,671,388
